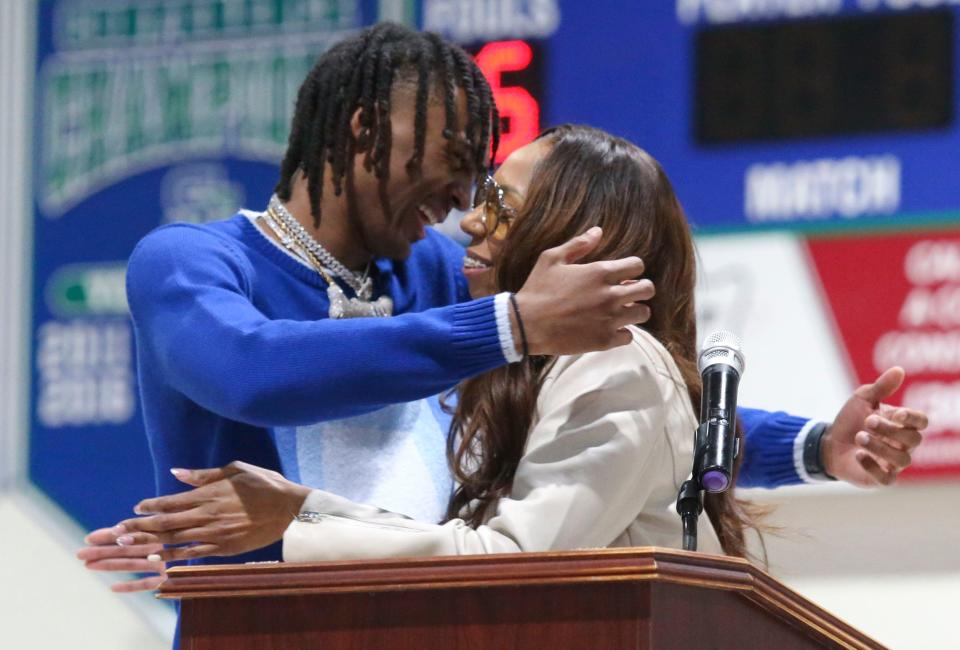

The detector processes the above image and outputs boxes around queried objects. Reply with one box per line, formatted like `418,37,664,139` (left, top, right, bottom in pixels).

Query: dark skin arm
108,462,311,563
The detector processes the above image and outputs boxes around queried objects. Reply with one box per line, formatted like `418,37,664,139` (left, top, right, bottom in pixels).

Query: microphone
694,331,746,493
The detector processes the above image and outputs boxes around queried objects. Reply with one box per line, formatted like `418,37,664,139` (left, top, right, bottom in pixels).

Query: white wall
746,481,960,649
0,489,174,649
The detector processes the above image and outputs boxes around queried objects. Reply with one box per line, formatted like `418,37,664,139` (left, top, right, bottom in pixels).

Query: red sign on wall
807,230,960,480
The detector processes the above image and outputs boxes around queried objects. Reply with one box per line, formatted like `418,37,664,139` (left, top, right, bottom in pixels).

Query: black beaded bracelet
802,421,837,481
508,293,529,358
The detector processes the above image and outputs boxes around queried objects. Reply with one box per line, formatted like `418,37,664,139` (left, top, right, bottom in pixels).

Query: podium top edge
163,545,746,578
157,546,885,649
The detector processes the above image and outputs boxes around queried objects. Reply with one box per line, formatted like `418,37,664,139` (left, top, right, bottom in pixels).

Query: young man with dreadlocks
92,23,654,572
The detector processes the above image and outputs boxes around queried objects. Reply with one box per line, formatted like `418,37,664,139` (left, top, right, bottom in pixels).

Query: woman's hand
76,527,166,592
114,461,312,562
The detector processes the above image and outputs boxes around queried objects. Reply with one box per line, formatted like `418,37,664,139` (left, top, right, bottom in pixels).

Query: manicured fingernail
170,468,185,477
112,524,127,535
116,535,134,547
865,415,880,428
586,226,601,237
855,450,869,462
133,504,145,515
146,554,162,563
856,431,871,446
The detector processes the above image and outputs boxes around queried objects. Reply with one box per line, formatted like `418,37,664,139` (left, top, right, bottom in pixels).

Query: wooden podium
159,547,884,649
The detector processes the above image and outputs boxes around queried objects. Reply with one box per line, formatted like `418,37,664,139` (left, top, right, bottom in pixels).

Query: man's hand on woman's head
514,227,655,356
822,367,926,487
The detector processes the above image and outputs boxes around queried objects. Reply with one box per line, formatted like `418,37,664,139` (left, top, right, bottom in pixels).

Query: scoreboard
441,2,960,232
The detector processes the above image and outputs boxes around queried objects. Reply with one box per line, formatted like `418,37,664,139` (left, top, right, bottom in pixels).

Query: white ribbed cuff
494,292,522,363
793,419,828,483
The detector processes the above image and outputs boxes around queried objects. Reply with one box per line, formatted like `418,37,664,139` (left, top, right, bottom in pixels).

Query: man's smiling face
346,82,475,261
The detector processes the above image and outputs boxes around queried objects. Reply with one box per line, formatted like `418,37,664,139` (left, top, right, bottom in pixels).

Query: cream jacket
283,326,723,562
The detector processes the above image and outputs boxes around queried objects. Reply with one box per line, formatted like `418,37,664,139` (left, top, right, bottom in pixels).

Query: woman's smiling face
459,138,551,298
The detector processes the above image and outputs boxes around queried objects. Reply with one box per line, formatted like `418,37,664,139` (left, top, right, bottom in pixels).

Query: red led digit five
474,40,540,164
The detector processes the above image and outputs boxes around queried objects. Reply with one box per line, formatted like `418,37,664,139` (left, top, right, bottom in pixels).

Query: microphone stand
675,422,709,551
676,478,703,551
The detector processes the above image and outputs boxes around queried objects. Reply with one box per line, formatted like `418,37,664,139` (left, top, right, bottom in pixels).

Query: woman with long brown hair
443,123,753,558
113,124,762,562
282,122,760,559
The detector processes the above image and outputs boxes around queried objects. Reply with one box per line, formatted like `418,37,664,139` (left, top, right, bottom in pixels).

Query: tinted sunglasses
472,175,517,240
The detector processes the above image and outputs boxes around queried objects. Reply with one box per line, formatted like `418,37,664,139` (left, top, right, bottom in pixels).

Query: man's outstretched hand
822,367,926,487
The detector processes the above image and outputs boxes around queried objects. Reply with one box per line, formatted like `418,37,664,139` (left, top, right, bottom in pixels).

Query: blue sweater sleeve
737,407,811,488
127,225,507,428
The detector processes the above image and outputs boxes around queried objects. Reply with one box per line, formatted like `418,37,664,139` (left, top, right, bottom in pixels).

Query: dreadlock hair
275,23,501,228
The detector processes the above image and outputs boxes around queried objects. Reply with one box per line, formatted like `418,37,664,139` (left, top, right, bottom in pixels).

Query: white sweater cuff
494,292,522,363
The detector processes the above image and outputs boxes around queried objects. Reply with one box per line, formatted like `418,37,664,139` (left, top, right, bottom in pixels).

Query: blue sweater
127,212,809,565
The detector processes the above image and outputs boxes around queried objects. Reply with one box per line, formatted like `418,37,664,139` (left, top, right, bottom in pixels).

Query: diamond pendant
327,284,393,319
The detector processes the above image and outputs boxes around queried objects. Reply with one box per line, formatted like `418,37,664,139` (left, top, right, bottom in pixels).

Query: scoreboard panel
542,2,960,231
695,11,953,144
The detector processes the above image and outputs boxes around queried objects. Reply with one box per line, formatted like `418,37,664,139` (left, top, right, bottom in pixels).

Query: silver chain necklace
259,198,392,319
267,194,373,300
